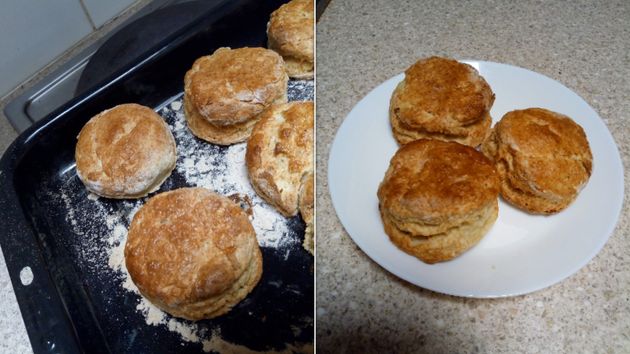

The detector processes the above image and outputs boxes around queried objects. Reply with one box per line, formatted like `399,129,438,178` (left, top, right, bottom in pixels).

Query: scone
246,101,314,217
377,139,500,264
299,172,314,255
183,47,288,145
124,188,263,320
75,103,176,199
481,108,593,214
389,56,494,147
267,0,314,79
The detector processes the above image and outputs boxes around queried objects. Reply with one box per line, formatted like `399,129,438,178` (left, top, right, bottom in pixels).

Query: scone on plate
267,0,314,79
481,108,593,214
124,188,263,321
389,56,494,147
75,103,176,199
183,47,288,145
246,101,314,218
377,139,500,264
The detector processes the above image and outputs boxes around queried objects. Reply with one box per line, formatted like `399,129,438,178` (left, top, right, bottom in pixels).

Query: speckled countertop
316,0,629,353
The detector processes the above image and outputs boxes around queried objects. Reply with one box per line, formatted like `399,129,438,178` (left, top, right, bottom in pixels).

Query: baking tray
0,0,313,353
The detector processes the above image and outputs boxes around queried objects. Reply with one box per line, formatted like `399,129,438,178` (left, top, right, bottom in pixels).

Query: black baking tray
0,0,313,353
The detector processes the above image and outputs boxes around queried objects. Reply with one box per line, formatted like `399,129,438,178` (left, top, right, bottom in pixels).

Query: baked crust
246,101,314,217
481,108,593,214
299,172,314,255
184,94,260,145
75,103,176,199
184,47,288,125
267,0,314,79
389,57,494,146
124,188,263,320
378,139,499,225
391,101,491,146
377,139,499,263
380,202,498,264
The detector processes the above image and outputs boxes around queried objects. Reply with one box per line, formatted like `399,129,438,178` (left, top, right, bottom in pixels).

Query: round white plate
328,60,624,297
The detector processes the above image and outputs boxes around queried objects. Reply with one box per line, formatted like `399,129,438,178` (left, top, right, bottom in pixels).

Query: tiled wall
0,0,138,98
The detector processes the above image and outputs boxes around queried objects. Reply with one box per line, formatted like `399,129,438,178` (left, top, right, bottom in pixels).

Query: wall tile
82,0,137,28
0,0,93,97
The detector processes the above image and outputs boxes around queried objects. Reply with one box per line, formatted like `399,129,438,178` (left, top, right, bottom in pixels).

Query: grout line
78,0,97,30
0,0,152,103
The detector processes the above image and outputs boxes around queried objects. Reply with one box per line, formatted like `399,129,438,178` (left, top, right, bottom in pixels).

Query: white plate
328,61,624,297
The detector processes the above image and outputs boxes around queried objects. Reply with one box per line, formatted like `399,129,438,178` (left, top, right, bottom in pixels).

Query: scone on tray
75,103,176,199
389,56,494,147
481,108,593,214
124,188,263,321
299,172,314,255
183,47,288,145
267,0,314,79
377,139,500,264
246,101,314,218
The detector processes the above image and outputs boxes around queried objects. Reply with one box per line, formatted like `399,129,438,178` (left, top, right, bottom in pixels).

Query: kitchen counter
316,0,629,353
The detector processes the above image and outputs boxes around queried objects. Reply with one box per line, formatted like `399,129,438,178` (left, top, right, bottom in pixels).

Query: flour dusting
170,106,294,249
54,79,313,353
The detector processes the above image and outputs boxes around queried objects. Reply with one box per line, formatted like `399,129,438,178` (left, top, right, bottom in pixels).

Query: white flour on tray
59,79,313,353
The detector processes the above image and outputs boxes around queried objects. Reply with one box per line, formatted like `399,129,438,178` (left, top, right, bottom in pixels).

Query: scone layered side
298,172,314,254
390,103,492,146
394,57,495,129
380,202,498,264
184,95,260,145
377,139,499,221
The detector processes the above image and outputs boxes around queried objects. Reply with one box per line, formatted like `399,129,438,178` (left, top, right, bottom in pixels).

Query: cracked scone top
481,108,593,214
183,47,288,145
246,101,314,218
75,103,176,199
124,188,263,320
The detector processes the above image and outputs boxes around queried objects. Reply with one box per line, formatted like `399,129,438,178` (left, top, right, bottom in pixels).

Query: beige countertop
316,0,629,353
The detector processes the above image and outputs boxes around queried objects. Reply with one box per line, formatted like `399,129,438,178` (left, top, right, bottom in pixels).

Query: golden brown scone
389,57,494,147
184,47,288,144
299,172,314,255
378,139,500,263
246,101,314,217
124,188,263,320
267,0,314,79
481,108,593,214
75,103,176,199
